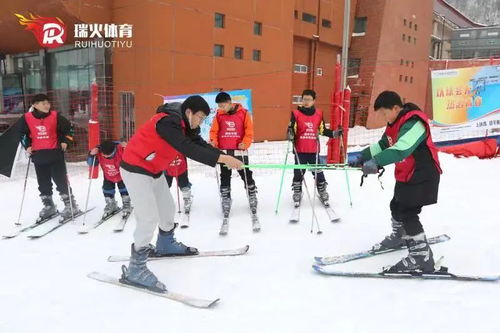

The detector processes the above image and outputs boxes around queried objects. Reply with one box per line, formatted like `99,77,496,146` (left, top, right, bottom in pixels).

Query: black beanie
181,95,211,115
215,92,231,103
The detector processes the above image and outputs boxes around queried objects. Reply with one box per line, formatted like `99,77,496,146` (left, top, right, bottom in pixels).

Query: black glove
332,127,343,138
287,127,295,141
362,159,379,175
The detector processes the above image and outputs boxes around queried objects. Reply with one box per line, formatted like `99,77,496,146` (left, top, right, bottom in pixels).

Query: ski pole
311,140,322,234
293,148,322,235
63,153,76,222
244,164,360,170
274,140,292,215
175,175,182,214
15,157,31,226
81,155,97,226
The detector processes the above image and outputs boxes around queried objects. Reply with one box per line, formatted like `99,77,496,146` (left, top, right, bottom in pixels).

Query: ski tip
442,234,451,240
243,244,250,252
208,298,221,308
312,265,323,273
313,257,325,265
180,225,189,229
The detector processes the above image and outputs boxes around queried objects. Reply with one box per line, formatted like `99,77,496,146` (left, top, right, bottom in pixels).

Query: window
316,67,323,76
322,19,332,28
214,44,224,57
253,49,261,61
407,35,411,43
409,21,412,29
294,64,308,73
400,59,404,65
254,22,262,35
120,92,135,141
292,95,302,104
347,58,361,77
410,76,413,84
214,13,225,28
354,17,367,34
302,12,316,24
405,76,408,82
294,10,298,19
402,33,406,41
404,19,407,26
411,61,414,68
234,47,243,59
414,37,416,45
399,75,402,82
415,24,418,31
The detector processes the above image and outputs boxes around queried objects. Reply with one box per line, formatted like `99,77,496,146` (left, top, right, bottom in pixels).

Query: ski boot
246,184,258,213
121,195,132,215
220,186,232,217
292,181,302,207
103,197,119,218
316,181,330,206
120,244,166,292
60,193,81,220
383,232,435,273
372,218,405,251
181,186,192,214
37,195,58,223
151,225,198,257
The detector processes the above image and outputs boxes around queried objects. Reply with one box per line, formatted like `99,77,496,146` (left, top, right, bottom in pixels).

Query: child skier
20,93,81,221
210,92,258,223
119,96,243,291
88,140,131,219
165,169,192,217
351,91,442,273
287,89,342,208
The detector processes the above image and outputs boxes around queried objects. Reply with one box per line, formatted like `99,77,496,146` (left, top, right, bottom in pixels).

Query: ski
87,272,220,308
289,205,300,223
252,214,261,232
27,208,96,239
2,212,60,239
78,208,123,234
113,210,133,232
323,204,340,222
219,216,229,236
314,234,451,266
107,245,250,263
312,265,500,282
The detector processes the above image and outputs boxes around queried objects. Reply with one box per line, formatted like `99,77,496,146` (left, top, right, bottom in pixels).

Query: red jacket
210,103,254,150
24,111,58,151
97,144,124,182
292,108,323,153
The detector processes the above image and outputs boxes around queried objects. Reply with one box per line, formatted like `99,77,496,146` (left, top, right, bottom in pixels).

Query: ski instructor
120,95,243,291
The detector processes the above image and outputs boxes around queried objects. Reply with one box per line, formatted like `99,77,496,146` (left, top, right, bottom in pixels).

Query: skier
119,96,243,291
88,140,132,218
19,93,81,221
350,91,442,273
287,89,342,207
209,92,258,225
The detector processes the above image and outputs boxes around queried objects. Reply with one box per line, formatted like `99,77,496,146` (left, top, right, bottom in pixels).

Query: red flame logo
15,13,67,49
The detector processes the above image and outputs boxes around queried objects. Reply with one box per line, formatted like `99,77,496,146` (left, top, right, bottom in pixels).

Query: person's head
301,89,316,108
100,140,116,158
374,91,403,123
215,92,232,112
181,95,210,129
32,94,51,113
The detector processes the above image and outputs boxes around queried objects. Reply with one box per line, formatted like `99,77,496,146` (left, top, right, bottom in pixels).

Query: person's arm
157,114,221,167
287,112,297,140
56,113,75,148
240,111,254,149
19,115,32,149
360,134,391,162
319,118,342,138
209,115,219,147
371,119,427,167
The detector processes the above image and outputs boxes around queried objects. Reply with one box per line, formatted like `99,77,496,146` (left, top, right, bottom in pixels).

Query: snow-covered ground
0,144,499,333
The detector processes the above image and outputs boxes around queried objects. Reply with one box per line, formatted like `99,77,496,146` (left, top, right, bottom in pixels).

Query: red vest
25,111,58,151
385,110,442,183
216,104,246,150
98,144,124,183
122,113,187,176
293,108,323,153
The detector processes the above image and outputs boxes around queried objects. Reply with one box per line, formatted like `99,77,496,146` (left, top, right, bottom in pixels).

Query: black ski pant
220,150,255,189
390,198,424,236
102,179,128,198
33,152,70,197
293,152,326,185
165,170,190,189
